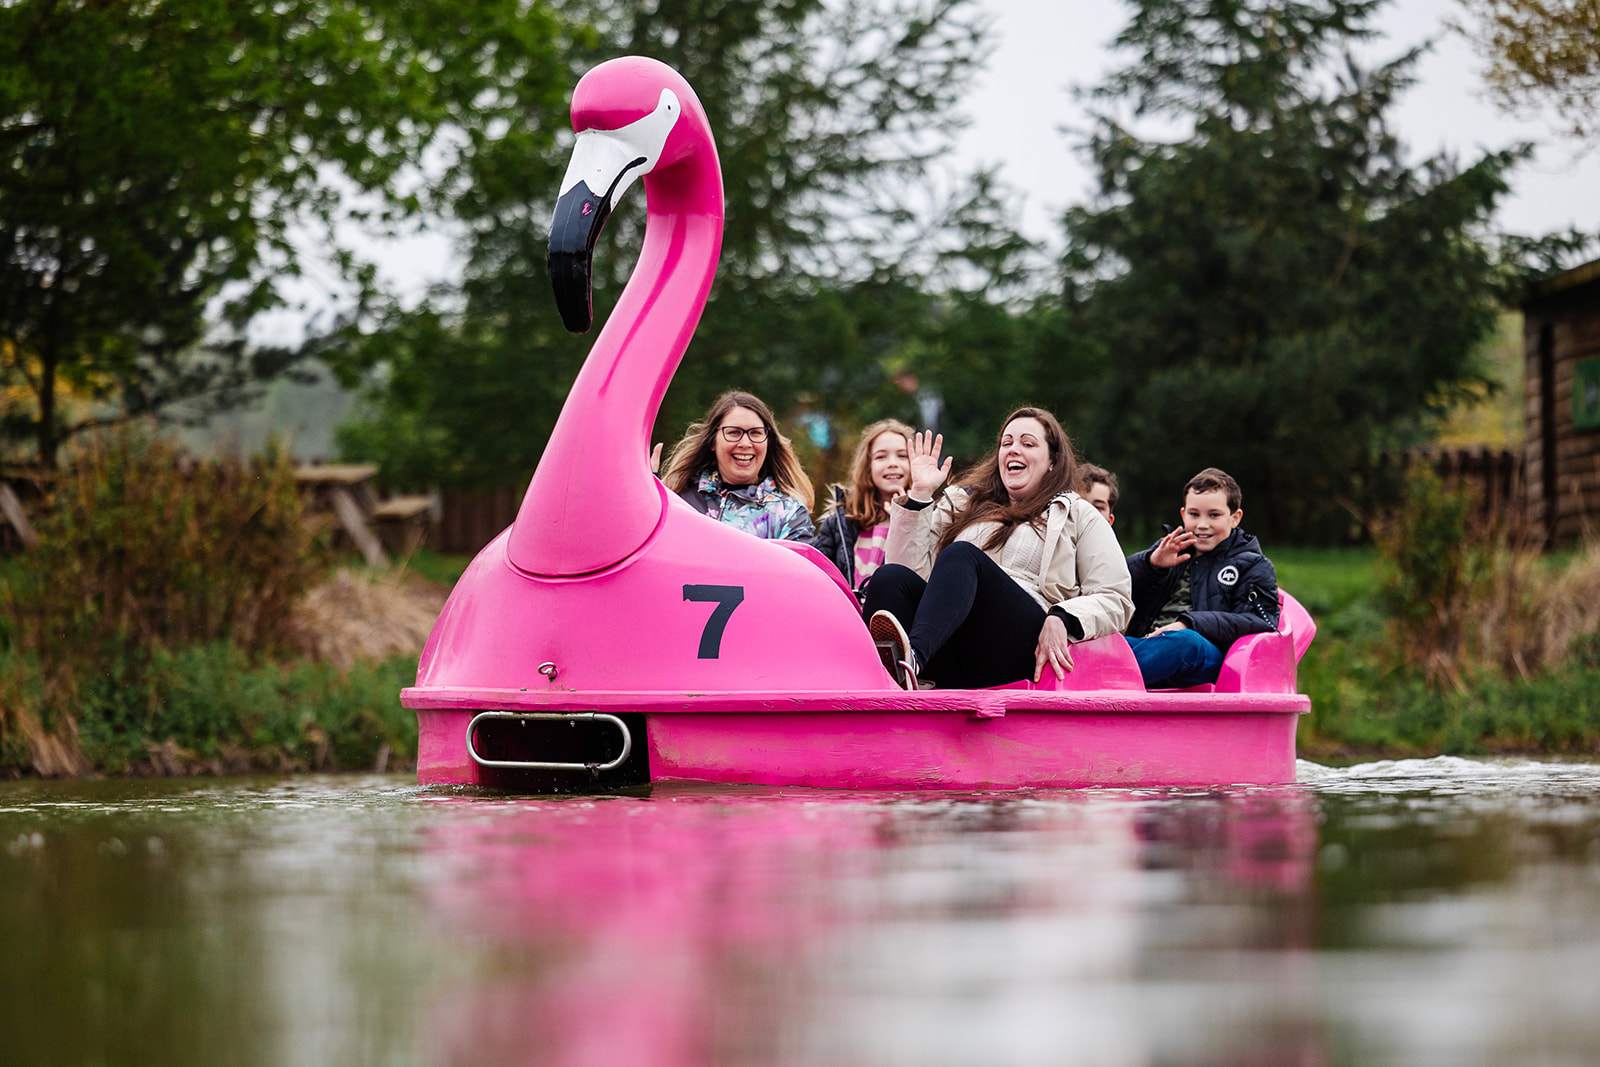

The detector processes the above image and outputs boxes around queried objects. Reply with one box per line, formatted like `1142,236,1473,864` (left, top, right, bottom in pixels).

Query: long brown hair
662,390,814,507
835,418,915,528
936,406,1077,553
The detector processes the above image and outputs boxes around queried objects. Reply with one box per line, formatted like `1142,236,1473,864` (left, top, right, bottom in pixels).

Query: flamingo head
548,57,713,333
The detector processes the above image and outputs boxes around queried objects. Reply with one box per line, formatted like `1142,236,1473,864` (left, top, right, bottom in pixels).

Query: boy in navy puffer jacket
1124,468,1279,689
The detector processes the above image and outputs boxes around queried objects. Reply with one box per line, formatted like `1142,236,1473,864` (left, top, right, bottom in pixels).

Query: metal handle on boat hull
466,711,633,771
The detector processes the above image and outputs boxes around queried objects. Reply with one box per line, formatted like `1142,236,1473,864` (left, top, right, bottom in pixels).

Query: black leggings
860,542,1046,689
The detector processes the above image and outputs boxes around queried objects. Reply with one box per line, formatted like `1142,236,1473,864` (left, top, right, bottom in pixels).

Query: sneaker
869,610,917,690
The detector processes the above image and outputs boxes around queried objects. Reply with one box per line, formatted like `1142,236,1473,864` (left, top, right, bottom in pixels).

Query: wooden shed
1523,257,1600,546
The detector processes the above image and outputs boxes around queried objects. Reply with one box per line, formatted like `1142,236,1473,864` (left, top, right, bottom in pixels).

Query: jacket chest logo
1217,564,1240,587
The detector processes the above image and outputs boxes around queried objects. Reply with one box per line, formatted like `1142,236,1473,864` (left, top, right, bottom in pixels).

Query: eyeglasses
719,426,769,443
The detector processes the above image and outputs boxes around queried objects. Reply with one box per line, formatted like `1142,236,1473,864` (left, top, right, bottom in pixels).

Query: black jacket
811,486,863,592
1126,527,1279,653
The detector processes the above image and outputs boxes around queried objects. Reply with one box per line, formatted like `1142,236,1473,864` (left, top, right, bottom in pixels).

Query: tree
333,0,1000,491
0,0,570,467
1043,0,1532,540
1456,0,1600,142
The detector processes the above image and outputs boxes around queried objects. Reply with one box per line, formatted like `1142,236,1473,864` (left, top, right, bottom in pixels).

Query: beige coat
885,488,1134,641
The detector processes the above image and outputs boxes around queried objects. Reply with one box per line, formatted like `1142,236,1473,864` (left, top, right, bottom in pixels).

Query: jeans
859,542,1046,689
1125,629,1224,689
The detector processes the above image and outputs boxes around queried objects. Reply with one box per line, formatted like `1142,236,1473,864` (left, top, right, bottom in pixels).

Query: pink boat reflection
400,57,1316,791
417,788,1324,1066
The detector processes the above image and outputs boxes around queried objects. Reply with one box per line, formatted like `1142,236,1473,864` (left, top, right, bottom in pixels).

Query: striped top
853,522,891,587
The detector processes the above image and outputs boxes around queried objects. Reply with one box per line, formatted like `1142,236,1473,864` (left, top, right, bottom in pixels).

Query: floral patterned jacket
678,471,816,542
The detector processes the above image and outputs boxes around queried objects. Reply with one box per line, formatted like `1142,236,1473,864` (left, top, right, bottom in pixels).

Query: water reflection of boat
400,57,1316,791
417,789,1325,1066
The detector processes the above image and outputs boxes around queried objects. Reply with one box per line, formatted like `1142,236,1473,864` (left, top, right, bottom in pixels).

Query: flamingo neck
508,154,723,576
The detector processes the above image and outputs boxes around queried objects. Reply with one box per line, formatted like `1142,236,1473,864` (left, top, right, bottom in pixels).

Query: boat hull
406,688,1308,790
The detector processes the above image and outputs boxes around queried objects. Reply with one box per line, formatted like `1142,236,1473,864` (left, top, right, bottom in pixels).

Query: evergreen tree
1047,0,1528,540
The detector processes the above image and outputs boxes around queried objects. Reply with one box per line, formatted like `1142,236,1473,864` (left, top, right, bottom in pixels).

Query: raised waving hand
1148,527,1196,569
907,430,953,502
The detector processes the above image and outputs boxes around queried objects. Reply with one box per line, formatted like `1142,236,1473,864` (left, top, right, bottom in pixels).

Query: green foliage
5,432,321,661
1303,651,1600,758
0,431,327,771
1045,0,1526,540
1373,468,1498,683
0,0,570,466
330,0,1592,514
332,0,1006,491
69,645,416,774
402,548,474,589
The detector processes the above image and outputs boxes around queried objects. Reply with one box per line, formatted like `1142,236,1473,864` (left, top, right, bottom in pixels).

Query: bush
0,430,334,774
1286,490,1600,758
1372,468,1501,688
1371,468,1600,692
9,431,321,655
71,645,417,774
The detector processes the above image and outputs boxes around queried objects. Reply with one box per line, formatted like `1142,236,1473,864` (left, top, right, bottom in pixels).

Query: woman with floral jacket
661,390,815,542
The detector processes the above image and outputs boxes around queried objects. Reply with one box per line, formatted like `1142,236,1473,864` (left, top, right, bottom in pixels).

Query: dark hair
836,418,915,528
1077,463,1119,511
937,406,1077,553
662,390,814,507
1184,467,1242,513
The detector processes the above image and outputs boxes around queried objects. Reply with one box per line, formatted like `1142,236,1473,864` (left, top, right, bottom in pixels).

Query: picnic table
0,468,41,553
293,464,436,566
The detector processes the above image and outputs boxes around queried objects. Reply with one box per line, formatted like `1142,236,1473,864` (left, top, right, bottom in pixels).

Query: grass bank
1277,545,1600,761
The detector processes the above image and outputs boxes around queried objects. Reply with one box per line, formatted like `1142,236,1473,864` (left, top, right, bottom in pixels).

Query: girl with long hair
661,390,815,541
861,407,1133,689
811,418,915,599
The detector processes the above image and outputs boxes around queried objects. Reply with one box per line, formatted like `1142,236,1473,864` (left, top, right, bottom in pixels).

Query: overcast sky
956,0,1600,243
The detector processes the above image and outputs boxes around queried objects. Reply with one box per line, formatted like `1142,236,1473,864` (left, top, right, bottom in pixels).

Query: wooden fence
1372,446,1526,522
435,486,521,555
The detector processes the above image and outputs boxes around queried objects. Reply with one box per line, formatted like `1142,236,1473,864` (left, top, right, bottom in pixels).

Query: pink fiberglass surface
510,58,722,577
417,492,890,694
644,707,1302,789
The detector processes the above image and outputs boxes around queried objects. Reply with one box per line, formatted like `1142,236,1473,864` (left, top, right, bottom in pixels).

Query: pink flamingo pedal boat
402,57,1316,791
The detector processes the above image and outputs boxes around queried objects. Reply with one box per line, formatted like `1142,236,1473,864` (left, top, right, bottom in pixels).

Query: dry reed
288,568,448,672
1378,468,1600,688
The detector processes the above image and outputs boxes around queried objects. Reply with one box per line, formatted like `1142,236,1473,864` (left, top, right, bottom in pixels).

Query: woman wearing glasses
660,390,816,541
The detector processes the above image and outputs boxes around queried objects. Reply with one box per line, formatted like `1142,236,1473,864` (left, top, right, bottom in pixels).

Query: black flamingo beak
547,180,614,334
547,88,682,333
547,157,646,334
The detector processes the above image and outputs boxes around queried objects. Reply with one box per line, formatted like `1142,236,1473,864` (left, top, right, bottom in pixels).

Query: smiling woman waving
661,390,816,542
861,407,1133,690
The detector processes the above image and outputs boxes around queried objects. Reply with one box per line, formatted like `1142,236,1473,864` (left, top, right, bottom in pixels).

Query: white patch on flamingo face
558,88,681,203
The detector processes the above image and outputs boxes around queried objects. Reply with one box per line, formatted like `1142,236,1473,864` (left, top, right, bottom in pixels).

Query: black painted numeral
683,584,745,659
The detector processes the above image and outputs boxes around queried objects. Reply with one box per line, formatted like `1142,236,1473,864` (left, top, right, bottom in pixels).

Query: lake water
4,757,1598,1067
